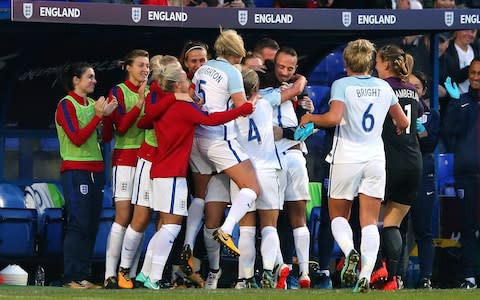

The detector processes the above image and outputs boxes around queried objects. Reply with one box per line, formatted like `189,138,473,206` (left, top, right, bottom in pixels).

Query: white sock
149,224,181,282
359,225,380,281
221,188,256,234
238,226,256,279
185,197,205,248
129,233,144,278
120,225,144,269
261,226,280,271
293,226,310,275
275,244,285,267
140,249,153,277
105,222,126,279
320,270,330,277
331,217,354,257
204,227,220,270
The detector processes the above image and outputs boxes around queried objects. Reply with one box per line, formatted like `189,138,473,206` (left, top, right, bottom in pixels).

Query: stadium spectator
443,30,479,94
253,37,279,63
442,58,480,289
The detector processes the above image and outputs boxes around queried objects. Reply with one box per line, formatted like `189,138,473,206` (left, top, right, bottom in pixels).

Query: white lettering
357,14,396,25
395,89,419,101
39,7,81,18
460,14,480,24
148,11,188,22
254,13,293,24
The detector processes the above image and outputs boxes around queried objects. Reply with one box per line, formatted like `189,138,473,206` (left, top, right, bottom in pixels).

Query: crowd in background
20,0,480,9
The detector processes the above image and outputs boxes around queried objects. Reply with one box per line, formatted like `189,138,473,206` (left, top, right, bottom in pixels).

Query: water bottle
35,266,45,286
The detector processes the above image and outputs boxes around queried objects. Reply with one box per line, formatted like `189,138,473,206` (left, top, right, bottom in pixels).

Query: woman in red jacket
140,63,254,289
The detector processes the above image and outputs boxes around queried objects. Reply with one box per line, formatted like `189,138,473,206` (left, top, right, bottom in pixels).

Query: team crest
342,12,351,27
80,184,89,195
444,11,454,27
23,3,33,19
131,7,142,23
238,10,248,26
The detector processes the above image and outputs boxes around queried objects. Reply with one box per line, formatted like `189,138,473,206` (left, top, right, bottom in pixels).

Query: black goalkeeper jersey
382,77,422,171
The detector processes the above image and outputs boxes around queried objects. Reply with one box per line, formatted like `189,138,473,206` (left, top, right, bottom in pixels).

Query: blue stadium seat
436,153,454,195
306,85,330,114
0,208,37,258
142,211,158,255
0,183,26,208
4,137,19,151
308,50,346,86
103,185,113,208
40,138,59,151
40,208,64,257
92,207,115,261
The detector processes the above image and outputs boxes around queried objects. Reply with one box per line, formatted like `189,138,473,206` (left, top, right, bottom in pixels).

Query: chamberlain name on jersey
326,75,398,164
235,98,282,170
193,58,245,140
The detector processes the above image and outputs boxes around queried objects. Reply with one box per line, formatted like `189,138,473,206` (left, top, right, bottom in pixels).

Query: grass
1,286,480,300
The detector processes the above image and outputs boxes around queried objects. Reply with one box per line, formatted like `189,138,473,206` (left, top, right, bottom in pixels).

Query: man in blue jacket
443,57,480,289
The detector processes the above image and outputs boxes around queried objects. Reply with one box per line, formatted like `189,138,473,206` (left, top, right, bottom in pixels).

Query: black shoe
103,276,118,289
460,280,477,289
416,278,432,289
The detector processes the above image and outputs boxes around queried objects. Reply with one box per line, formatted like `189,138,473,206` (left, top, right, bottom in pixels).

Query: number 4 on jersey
248,119,261,143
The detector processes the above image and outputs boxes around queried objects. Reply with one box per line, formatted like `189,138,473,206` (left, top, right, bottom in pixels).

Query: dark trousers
317,163,334,271
61,170,104,282
454,175,480,278
411,173,436,279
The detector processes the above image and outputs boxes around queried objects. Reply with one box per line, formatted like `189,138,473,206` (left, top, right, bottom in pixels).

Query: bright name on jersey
197,66,224,83
148,11,188,22
357,14,396,25
254,13,293,24
460,14,480,24
356,88,381,98
395,88,419,101
39,7,80,18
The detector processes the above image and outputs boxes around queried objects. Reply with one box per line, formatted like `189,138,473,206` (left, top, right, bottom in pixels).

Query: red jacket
148,94,253,178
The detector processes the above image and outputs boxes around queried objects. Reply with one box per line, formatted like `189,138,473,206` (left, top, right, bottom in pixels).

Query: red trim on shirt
137,142,156,162
150,99,253,178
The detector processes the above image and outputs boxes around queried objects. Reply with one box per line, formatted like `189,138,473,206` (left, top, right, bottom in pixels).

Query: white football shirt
326,75,398,164
192,58,245,140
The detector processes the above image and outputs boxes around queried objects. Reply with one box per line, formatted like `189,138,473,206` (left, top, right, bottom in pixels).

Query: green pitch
1,286,480,300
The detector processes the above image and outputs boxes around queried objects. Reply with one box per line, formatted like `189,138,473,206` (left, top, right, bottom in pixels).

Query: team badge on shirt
80,184,89,195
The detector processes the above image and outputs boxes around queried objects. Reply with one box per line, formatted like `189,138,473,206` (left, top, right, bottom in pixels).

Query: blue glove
444,76,460,99
294,123,314,141
416,118,426,134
